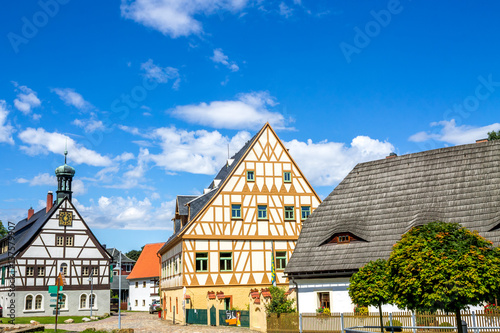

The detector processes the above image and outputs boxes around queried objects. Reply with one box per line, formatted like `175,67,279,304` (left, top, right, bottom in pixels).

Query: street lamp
88,269,94,318
118,250,122,329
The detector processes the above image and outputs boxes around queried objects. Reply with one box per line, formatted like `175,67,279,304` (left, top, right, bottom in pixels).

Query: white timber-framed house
0,151,112,317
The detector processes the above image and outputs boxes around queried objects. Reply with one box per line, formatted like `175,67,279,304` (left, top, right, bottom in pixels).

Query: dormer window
337,235,350,243
323,233,361,245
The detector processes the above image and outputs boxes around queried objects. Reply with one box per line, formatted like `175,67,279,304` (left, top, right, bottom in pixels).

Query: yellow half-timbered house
158,123,321,325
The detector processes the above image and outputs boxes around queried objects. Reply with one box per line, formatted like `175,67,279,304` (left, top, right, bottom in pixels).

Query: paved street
42,311,257,332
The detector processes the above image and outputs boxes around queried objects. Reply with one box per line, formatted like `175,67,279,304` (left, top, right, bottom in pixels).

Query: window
60,263,68,275
246,170,255,182
231,204,241,219
284,206,295,220
301,206,311,220
220,252,232,272
25,295,33,310
82,267,89,276
35,295,42,310
80,294,87,308
60,294,67,309
26,267,34,277
37,267,45,277
174,259,178,274
319,292,330,309
135,281,138,288
283,171,292,183
92,267,99,276
66,236,74,246
135,300,138,306
143,281,146,288
89,294,95,308
195,253,208,272
258,205,267,219
142,300,146,306
56,236,64,246
338,235,350,243
276,251,287,270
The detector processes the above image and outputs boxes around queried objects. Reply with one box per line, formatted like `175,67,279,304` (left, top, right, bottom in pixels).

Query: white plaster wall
128,279,158,311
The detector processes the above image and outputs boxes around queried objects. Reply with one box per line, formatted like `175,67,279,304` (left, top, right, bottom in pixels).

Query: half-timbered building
0,151,112,317
158,123,321,325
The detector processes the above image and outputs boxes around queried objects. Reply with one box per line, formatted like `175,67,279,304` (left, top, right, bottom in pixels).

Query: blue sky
1,0,499,252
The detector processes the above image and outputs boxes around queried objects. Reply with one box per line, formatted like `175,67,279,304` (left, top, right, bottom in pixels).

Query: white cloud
73,196,176,230
147,127,251,174
141,59,180,89
409,120,500,145
52,88,93,110
211,49,239,72
285,136,395,186
13,83,41,115
18,128,112,167
72,118,105,133
170,91,287,130
0,100,15,144
121,0,249,38
15,173,85,195
279,2,293,17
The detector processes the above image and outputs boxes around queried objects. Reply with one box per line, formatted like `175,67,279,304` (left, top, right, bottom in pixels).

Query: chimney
476,138,488,143
386,152,398,159
28,207,34,220
46,191,53,213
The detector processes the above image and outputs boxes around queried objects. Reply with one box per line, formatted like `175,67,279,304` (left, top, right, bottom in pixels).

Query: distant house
127,243,164,311
286,140,500,313
107,248,135,304
158,123,321,325
0,151,111,317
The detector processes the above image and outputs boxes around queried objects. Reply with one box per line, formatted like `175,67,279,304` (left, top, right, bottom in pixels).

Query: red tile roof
126,242,164,280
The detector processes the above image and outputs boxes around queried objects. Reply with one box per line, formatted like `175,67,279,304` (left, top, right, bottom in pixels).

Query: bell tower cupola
55,148,75,203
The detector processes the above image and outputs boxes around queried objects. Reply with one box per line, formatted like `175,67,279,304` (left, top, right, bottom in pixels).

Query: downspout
157,252,162,319
290,276,299,314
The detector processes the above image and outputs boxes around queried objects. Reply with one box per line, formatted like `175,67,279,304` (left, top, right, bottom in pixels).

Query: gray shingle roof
177,195,197,216
286,140,500,277
107,248,136,264
0,202,61,261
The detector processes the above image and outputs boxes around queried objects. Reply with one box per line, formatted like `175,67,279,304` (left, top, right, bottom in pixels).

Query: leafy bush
265,286,296,315
354,305,369,315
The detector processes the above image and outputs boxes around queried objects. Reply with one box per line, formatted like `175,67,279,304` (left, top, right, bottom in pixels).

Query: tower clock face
59,211,73,226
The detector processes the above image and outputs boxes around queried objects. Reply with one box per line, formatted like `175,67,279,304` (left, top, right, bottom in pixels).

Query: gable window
26,267,34,277
82,267,89,276
92,267,99,276
66,236,74,246
25,295,33,310
284,206,295,220
318,292,330,309
35,295,43,310
258,205,268,220
338,235,350,243
301,206,311,220
276,251,287,270
56,236,64,247
220,252,232,272
60,263,68,275
195,253,208,272
80,294,87,308
246,170,255,182
37,267,45,277
283,171,292,183
231,204,242,219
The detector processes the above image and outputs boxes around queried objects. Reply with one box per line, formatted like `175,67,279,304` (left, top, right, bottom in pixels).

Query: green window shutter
110,264,113,282
1,266,5,285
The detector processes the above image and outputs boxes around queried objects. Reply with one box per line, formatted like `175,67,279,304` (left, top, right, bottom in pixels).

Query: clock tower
55,148,76,204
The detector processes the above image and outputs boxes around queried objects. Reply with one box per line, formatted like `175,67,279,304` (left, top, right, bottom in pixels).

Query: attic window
325,233,357,244
247,170,255,182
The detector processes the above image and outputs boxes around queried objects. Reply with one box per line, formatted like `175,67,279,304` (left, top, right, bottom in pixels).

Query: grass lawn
0,315,105,324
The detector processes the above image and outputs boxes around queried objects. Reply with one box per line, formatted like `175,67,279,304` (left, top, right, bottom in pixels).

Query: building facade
286,140,500,314
127,243,163,311
158,123,321,324
0,151,112,317
108,248,135,306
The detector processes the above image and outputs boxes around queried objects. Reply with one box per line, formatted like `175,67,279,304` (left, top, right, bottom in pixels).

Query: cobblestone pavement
40,311,258,333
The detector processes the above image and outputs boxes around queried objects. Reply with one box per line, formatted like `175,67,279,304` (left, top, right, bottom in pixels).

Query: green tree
488,130,500,141
388,222,500,333
126,246,144,261
349,259,391,333
265,286,296,315
0,220,8,238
